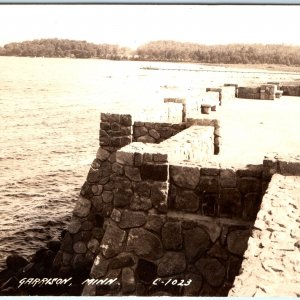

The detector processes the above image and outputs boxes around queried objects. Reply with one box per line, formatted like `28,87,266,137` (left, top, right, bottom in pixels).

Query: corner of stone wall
186,118,221,155
53,112,134,279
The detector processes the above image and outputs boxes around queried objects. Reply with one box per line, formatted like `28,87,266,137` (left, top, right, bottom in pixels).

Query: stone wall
81,142,259,296
82,211,252,296
229,153,300,296
133,121,187,144
280,85,300,96
54,109,300,296
169,163,266,221
238,86,261,99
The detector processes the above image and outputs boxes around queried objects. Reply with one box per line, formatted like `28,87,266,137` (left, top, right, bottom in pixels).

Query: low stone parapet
159,125,214,163
238,86,261,99
281,84,300,96
133,121,186,144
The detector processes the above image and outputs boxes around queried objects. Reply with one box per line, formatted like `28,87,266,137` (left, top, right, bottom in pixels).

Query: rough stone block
111,209,121,223
162,222,183,250
109,253,134,269
116,151,134,166
141,163,168,181
119,210,147,229
112,162,124,175
207,241,228,260
100,122,110,130
125,166,141,182
100,224,127,258
102,191,114,203
150,182,168,212
201,167,220,176
198,176,219,193
126,228,163,260
157,252,186,277
121,136,132,147
227,229,250,256
87,239,100,254
201,193,218,216
144,214,165,233
111,137,121,147
134,121,144,127
120,114,132,126
134,152,143,166
60,232,73,253
219,188,242,218
134,126,148,138
237,167,262,178
174,190,199,212
91,254,109,278
73,241,87,254
115,177,132,190
159,127,173,139
96,148,110,161
136,259,157,284
243,193,261,220
152,153,167,163
103,180,114,192
238,177,261,194
73,196,92,218
67,218,82,234
170,165,200,189
111,122,121,131
87,167,101,183
122,267,136,294
114,188,133,207
130,194,152,211
220,169,237,188
143,153,153,162
195,258,225,287
184,227,211,261
120,126,131,136
134,181,151,197
149,129,160,140
137,135,156,143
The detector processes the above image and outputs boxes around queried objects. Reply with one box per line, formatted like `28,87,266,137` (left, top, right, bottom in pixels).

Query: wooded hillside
1,39,300,66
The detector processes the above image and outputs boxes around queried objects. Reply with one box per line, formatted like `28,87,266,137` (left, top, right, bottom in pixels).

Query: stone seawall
53,108,299,296
53,111,260,296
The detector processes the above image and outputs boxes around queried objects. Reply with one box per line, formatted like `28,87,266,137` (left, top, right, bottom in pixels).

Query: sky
0,5,300,48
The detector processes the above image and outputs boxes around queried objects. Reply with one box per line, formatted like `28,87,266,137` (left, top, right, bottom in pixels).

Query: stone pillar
164,98,187,123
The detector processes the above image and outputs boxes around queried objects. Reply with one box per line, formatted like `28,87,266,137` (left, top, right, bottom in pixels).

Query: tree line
1,38,300,66
0,39,132,60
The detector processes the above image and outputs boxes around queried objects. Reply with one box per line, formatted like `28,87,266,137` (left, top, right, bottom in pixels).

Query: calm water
1,56,299,270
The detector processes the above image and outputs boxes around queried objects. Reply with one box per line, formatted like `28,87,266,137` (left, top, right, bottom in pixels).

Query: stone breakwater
1,82,299,296
48,109,272,296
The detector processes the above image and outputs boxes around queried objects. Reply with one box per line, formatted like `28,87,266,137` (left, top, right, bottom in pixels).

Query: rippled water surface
1,56,299,270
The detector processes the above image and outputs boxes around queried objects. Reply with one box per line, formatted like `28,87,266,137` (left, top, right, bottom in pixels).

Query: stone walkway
229,174,300,296
187,96,300,168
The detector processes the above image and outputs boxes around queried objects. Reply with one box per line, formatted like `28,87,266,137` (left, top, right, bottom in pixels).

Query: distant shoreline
2,55,300,75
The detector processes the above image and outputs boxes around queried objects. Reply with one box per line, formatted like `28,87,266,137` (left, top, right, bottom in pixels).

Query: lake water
1,56,299,270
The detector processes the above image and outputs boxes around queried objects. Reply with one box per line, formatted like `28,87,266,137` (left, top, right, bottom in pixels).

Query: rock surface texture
229,174,300,297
